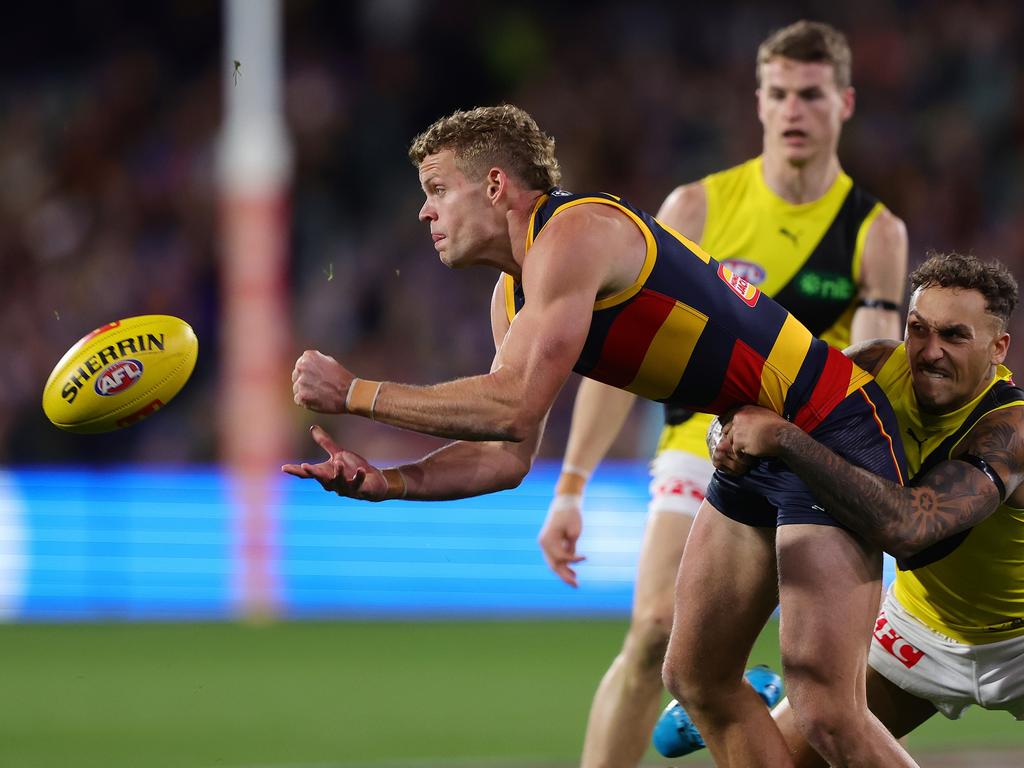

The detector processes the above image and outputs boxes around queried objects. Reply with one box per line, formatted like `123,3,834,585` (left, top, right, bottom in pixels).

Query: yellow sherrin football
42,314,198,434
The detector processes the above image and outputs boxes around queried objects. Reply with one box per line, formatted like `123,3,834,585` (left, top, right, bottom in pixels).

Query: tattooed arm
842,338,899,376
719,405,1024,559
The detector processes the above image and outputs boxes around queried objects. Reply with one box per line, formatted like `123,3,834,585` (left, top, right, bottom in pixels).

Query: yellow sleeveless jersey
658,156,887,457
876,344,1024,643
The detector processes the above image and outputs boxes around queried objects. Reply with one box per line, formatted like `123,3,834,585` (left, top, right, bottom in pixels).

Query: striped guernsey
504,190,872,433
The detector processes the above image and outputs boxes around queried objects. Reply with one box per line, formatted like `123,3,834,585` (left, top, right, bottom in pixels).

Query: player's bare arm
282,282,545,502
549,180,708,472
538,181,706,585
721,404,1024,558
545,181,706,484
850,208,908,343
294,205,640,446
285,205,645,503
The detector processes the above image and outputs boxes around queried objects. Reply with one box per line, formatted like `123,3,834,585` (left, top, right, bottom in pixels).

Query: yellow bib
876,345,1024,643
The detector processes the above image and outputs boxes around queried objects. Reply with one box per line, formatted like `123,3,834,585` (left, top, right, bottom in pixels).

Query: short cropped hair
409,104,561,191
911,251,1019,327
756,20,852,89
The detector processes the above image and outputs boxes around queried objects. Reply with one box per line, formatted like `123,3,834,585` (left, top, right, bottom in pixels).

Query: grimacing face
904,285,1010,413
417,150,498,269
757,57,853,168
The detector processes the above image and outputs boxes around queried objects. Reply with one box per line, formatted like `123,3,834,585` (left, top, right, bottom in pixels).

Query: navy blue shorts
706,380,907,528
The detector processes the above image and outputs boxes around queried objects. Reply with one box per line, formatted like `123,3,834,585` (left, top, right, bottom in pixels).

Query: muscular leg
662,500,791,767
580,510,692,768
777,524,920,767
862,664,938,737
774,665,938,767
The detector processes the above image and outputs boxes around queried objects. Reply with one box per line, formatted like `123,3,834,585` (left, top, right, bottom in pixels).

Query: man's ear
992,330,1010,366
841,86,856,122
486,167,505,203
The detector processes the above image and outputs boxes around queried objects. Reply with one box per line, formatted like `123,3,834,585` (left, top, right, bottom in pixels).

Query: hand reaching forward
282,425,390,501
292,350,354,413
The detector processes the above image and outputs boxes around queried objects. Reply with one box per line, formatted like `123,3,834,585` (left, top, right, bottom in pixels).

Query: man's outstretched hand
282,425,389,501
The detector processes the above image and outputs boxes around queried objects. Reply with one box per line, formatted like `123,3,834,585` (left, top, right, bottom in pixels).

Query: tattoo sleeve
774,413,1016,559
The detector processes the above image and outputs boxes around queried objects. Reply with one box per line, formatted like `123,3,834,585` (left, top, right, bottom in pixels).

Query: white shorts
868,589,1024,720
648,449,714,517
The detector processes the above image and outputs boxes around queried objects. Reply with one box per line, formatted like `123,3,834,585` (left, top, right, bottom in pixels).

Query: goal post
218,0,291,621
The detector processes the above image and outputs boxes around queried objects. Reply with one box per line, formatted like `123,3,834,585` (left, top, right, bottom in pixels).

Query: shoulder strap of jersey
898,380,1024,570
916,380,1024,477
769,185,879,337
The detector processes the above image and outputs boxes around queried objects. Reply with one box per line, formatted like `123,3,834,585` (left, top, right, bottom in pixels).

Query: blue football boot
652,665,783,758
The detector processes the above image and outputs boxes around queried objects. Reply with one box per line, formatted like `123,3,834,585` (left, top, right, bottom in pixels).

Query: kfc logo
653,477,706,504
873,612,925,668
718,263,761,307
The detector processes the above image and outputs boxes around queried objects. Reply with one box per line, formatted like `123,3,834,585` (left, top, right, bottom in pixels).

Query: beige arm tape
555,466,589,495
346,378,383,419
381,467,407,500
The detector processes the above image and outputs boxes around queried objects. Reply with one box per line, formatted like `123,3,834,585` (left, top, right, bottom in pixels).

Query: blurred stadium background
0,1,1021,766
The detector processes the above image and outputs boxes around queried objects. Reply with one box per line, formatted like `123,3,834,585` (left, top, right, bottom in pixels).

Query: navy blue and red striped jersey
503,190,871,432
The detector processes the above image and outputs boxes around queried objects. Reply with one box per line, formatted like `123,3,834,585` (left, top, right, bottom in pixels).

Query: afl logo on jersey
95,359,144,396
720,259,766,286
718,264,761,308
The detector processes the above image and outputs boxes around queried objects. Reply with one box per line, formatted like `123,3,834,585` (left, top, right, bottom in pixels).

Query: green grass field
0,619,1018,767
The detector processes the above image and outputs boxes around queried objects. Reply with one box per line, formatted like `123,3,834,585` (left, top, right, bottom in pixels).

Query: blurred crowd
2,0,1023,464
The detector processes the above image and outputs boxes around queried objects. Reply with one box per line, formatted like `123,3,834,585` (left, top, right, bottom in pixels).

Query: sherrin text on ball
42,314,198,433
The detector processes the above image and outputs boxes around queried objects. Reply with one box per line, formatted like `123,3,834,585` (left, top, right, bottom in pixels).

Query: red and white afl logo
720,259,766,286
95,359,144,396
718,263,761,307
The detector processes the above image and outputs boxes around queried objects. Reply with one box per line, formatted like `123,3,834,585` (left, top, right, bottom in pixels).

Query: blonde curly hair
409,104,561,191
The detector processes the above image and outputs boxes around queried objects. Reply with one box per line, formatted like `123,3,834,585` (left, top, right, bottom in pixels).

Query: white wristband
549,492,583,514
561,464,591,479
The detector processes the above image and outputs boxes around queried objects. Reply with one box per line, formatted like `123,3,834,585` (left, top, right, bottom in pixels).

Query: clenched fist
292,350,354,413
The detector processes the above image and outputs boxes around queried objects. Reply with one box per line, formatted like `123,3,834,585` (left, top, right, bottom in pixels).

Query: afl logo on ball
95,359,144,396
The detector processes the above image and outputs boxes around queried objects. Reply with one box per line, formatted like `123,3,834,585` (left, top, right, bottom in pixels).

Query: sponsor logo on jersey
873,612,925,668
95,359,144,396
718,263,761,307
720,259,766,286
652,477,706,504
779,227,801,246
797,270,855,302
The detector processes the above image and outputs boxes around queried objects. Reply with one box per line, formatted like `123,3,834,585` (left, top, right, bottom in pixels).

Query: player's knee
661,647,710,709
622,609,673,673
661,656,688,705
789,705,850,762
784,669,859,757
